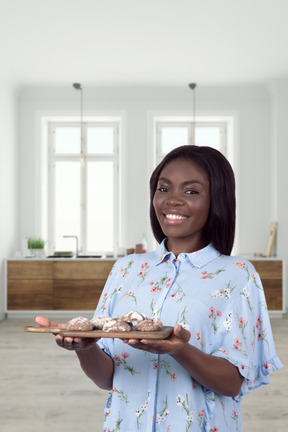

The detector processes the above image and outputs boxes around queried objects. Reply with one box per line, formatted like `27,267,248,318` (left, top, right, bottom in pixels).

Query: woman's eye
157,187,168,192
185,189,198,195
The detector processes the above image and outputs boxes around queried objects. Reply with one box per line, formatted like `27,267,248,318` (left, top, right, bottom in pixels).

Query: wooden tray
24,326,65,334
24,325,174,340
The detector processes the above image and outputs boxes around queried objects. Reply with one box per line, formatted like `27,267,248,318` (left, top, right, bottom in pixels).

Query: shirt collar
155,239,221,268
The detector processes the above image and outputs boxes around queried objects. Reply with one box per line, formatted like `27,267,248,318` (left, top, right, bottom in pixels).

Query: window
48,121,119,255
156,121,227,163
146,114,236,252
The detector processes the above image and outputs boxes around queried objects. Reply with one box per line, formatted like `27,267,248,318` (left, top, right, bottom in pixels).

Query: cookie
67,316,94,331
90,315,113,329
121,311,147,323
136,318,163,332
103,319,132,332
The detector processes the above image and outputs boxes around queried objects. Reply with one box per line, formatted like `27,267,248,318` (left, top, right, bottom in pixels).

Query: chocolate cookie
103,319,132,332
136,318,163,331
67,316,94,331
121,311,147,323
90,315,113,329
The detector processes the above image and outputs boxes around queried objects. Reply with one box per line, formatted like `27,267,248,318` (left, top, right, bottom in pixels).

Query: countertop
6,256,117,261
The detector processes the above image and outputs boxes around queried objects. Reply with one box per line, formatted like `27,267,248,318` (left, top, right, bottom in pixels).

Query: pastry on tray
90,315,113,329
66,311,163,333
102,319,132,332
66,316,94,331
136,318,163,332
25,311,172,339
121,310,147,323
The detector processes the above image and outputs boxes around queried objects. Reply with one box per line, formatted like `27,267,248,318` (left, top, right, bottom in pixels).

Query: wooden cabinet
53,261,114,310
6,259,115,312
7,261,53,279
250,259,284,313
53,261,113,279
7,261,53,310
6,258,284,315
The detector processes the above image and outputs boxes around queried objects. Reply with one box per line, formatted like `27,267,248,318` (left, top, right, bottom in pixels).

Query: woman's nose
166,191,184,205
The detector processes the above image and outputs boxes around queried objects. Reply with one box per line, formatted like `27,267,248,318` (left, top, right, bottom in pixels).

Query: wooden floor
0,316,287,432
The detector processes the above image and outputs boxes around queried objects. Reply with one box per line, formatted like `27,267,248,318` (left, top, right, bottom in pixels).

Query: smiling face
153,157,211,255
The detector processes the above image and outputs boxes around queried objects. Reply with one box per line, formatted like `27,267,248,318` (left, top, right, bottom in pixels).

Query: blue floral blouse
94,241,282,432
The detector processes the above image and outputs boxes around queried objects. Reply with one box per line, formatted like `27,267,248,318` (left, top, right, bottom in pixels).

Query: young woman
36,145,282,432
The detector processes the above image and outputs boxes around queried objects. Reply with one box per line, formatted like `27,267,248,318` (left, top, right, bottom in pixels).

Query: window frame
47,119,120,256
146,112,239,254
156,120,227,164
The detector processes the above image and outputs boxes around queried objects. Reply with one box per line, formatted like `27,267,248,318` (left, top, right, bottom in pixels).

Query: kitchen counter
5,257,285,318
5,258,116,318
8,256,117,261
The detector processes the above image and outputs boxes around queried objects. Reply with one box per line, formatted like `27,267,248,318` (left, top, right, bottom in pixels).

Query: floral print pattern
112,386,129,405
137,262,150,285
123,290,137,305
152,358,177,381
156,396,170,425
96,241,282,431
113,352,140,375
176,394,194,431
209,306,222,334
135,390,150,430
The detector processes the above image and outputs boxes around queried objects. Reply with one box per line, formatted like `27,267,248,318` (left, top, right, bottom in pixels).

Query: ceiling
1,0,288,89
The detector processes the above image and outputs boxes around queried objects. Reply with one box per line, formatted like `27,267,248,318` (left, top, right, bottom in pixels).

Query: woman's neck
165,237,209,257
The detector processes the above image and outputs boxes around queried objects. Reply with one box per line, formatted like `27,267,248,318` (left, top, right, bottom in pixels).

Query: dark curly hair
150,145,236,255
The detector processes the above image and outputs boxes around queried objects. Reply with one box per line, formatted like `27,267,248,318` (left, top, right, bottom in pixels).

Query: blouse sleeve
212,269,283,397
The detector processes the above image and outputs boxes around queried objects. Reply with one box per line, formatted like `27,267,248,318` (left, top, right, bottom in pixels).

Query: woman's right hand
34,316,98,352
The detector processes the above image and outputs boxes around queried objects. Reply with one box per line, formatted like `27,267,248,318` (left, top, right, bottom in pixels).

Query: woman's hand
125,324,191,355
34,316,98,352
126,322,243,396
34,315,66,329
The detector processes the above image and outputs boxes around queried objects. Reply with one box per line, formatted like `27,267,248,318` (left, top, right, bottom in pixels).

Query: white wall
17,85,272,251
0,87,18,320
271,80,288,311
15,84,288,310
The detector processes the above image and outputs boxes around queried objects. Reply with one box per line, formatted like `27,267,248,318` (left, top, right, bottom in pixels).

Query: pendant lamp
73,82,84,165
188,83,197,145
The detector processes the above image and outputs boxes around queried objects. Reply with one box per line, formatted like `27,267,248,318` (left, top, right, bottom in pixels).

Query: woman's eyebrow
158,177,204,185
158,177,171,183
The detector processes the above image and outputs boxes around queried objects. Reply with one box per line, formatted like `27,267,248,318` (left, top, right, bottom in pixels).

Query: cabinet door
259,280,283,310
53,280,105,310
251,260,283,311
8,261,53,279
53,261,114,279
7,280,53,310
6,260,113,312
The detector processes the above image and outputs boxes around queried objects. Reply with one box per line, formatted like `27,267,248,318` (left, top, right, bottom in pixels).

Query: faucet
63,235,79,257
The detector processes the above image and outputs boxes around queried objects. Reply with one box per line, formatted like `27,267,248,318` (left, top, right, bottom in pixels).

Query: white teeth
166,214,186,220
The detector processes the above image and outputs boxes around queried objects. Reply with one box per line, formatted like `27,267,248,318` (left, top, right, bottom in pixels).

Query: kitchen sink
47,255,73,258
46,254,106,259
76,255,103,258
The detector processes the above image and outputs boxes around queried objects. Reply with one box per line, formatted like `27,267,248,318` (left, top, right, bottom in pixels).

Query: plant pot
29,249,45,258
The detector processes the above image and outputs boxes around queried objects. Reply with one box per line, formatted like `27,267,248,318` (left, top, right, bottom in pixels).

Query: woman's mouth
166,213,186,220
165,213,187,223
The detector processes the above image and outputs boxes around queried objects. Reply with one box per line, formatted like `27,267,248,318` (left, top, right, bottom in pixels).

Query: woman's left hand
124,324,191,355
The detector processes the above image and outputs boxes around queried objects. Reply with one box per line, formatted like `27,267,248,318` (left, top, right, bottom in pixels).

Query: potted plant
27,237,47,258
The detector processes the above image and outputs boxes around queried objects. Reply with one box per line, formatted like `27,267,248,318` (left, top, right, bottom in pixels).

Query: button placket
152,259,179,318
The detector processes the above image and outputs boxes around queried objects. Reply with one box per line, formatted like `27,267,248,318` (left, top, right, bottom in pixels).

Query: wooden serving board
24,325,173,340
24,326,65,334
